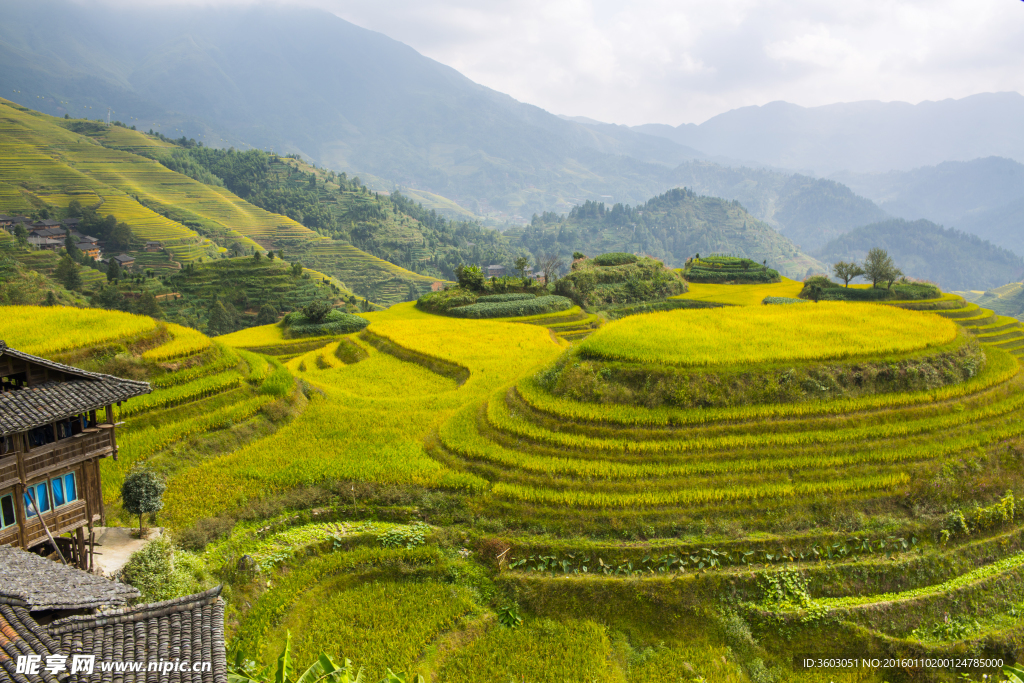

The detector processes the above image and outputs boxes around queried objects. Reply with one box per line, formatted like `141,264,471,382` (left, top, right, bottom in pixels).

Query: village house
113,253,135,270
31,219,61,230
143,241,162,252
0,341,150,569
76,242,101,259
0,548,227,683
486,264,506,278
430,281,444,292
25,235,63,251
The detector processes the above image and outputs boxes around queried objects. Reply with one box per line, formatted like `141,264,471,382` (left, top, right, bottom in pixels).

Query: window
24,482,50,517
0,494,14,529
51,472,77,508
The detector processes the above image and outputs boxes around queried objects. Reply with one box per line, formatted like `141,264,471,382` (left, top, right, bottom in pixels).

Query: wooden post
14,433,27,549
105,405,118,461
76,526,87,570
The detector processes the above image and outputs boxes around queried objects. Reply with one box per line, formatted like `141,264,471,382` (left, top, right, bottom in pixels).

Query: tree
267,251,276,260
455,264,484,291
63,231,81,261
832,261,865,288
136,292,162,318
108,221,132,251
884,267,903,290
302,298,333,323
514,256,531,283
54,255,82,291
207,301,234,335
44,291,57,306
107,258,122,282
291,261,303,278
862,248,896,288
13,223,28,247
121,465,165,537
253,251,262,262
538,253,564,284
572,252,585,261
256,304,279,325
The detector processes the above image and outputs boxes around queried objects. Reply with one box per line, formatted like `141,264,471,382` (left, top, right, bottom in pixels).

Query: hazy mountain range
1,0,1022,288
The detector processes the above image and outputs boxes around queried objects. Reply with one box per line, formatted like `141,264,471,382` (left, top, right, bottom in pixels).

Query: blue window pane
35,483,50,513
1,495,14,528
52,478,65,507
24,491,37,517
64,473,77,502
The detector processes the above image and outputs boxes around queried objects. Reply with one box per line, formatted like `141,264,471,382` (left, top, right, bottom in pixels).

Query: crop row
117,370,243,418
490,472,911,508
579,303,957,368
105,393,276,501
814,551,1024,611
439,401,1024,484
508,535,922,576
0,306,157,355
514,346,1020,428
485,380,1024,454
151,343,240,388
142,322,214,362
233,545,445,660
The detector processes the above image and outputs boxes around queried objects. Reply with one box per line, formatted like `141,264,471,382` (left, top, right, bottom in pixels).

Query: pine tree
54,255,82,291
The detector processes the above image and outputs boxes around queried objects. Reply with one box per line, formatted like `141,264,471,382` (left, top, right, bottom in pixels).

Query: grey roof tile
49,588,226,683
0,548,139,612
0,604,65,683
0,343,150,436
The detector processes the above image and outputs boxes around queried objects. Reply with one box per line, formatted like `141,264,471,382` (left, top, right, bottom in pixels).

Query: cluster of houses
0,214,145,274
0,215,103,260
0,341,226,683
486,263,546,284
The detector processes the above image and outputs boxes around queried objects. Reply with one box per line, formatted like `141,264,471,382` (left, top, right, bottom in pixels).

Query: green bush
476,293,536,303
118,536,213,602
593,252,638,266
282,309,369,337
447,295,573,319
762,297,808,305
416,289,478,314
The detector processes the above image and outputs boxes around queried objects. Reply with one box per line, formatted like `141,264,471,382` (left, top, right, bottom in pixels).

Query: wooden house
0,341,150,569
0,548,227,683
113,253,135,270
76,242,101,259
486,264,506,278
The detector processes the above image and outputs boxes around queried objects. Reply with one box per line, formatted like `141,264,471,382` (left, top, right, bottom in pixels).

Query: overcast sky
152,0,1024,126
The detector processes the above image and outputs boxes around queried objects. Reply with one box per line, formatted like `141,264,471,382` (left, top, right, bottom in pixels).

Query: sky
113,0,1024,126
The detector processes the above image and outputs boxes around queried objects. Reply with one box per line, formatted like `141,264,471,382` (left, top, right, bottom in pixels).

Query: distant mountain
0,0,704,220
634,95,1024,175
664,163,888,252
831,158,1024,256
506,188,824,280
815,219,1024,292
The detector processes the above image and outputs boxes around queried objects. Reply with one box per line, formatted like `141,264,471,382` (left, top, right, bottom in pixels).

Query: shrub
416,288,478,314
282,309,369,337
593,252,638,266
762,296,808,305
119,536,213,602
447,295,573,319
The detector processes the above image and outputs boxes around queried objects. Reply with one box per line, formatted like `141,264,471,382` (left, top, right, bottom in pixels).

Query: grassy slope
0,99,437,303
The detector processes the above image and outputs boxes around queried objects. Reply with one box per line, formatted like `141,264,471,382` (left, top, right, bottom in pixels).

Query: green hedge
593,252,638,266
686,266,781,284
476,293,536,303
762,296,808,305
448,295,573,319
282,309,370,337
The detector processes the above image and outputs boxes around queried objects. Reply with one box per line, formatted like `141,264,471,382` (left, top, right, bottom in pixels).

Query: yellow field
141,322,212,361
0,305,156,355
579,302,958,367
671,276,804,306
161,303,566,526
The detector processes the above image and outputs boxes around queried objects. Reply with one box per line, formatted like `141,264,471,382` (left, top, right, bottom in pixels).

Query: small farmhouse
0,547,227,683
0,341,150,569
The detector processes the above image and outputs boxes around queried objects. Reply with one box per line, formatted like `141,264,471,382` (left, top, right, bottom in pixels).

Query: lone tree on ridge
832,261,865,288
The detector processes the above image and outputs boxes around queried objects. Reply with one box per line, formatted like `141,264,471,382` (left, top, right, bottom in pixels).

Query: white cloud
112,0,1024,125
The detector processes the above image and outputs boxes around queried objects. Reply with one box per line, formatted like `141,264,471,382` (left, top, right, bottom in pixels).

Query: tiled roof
113,255,134,264
0,604,64,683
49,587,227,683
0,548,139,611
0,343,150,436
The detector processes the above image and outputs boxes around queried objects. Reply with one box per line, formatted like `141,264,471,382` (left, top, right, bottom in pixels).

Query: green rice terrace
3,268,1024,682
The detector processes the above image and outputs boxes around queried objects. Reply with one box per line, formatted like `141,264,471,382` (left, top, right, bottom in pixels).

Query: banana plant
1004,664,1024,683
228,633,423,683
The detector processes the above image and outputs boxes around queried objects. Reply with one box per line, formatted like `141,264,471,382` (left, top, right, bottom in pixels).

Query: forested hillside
816,218,1024,291
664,162,888,251
509,188,823,279
833,157,1024,256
